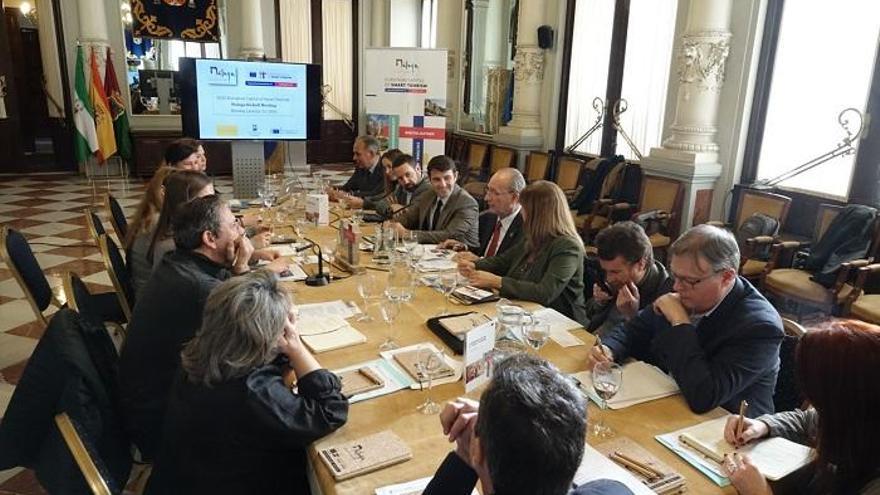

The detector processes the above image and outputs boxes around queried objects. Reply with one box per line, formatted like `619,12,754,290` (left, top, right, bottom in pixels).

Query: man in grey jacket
391,155,479,246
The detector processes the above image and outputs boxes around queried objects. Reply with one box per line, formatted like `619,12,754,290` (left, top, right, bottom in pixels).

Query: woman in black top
146,271,349,494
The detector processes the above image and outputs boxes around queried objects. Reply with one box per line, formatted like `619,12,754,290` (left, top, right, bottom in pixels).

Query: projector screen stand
232,141,265,199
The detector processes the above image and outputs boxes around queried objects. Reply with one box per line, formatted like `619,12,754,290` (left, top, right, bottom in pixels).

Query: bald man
441,168,524,260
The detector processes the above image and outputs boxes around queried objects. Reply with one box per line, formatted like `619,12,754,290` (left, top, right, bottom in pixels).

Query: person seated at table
119,195,288,460
424,353,632,495
145,271,348,493
588,224,783,416
161,138,205,171
328,135,386,200
586,221,673,335
441,167,525,260
721,319,880,495
457,180,586,324
128,170,214,297
124,165,174,254
390,155,479,246
345,152,431,217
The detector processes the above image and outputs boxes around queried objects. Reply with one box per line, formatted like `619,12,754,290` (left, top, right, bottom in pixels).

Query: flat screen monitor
178,58,322,141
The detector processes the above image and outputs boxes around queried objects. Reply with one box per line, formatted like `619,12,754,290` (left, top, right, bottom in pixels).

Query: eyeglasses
671,270,723,289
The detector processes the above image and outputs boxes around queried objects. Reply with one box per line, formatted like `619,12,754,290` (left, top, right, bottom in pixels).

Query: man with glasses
440,168,525,259
587,224,783,417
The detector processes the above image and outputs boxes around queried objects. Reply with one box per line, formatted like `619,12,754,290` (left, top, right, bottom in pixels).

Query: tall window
560,0,677,160
751,2,880,199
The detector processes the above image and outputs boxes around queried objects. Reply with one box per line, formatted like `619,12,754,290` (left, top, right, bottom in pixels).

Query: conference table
270,219,735,495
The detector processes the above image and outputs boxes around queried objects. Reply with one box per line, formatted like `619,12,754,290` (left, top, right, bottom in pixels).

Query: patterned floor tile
0,204,27,214
29,201,89,211
0,300,39,333
30,252,76,269
0,333,38,370
82,271,113,287
19,223,80,237
0,195,31,204
39,192,90,202
24,211,81,223
0,468,24,487
0,279,25,299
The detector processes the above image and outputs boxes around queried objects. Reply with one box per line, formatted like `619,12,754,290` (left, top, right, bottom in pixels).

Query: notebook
573,360,680,409
594,436,687,494
392,348,456,382
317,430,413,481
438,312,493,336
301,325,367,353
573,444,656,495
338,367,386,397
656,416,814,485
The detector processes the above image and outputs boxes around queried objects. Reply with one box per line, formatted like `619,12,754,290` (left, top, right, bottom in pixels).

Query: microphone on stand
302,237,329,286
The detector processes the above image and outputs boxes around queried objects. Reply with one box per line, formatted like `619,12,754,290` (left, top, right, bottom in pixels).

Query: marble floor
0,172,237,494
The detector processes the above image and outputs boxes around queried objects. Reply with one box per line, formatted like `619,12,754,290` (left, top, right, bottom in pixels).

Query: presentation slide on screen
196,59,308,140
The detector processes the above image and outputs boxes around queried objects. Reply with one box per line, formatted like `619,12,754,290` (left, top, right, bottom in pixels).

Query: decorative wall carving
677,32,731,91
513,49,544,83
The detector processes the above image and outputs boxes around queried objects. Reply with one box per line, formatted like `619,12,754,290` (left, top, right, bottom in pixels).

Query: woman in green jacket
458,180,587,324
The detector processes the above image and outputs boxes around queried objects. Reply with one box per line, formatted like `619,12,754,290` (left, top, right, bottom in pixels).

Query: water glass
437,270,459,316
356,273,378,322
415,346,443,414
379,297,401,351
524,319,551,353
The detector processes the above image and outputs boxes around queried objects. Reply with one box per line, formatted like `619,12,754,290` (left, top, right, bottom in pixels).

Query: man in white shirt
441,168,525,259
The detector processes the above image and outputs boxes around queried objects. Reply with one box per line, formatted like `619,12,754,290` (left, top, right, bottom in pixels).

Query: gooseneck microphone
302,237,330,286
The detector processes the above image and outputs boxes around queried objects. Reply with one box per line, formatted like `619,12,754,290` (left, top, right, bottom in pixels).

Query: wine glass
356,274,378,322
379,297,401,351
437,270,459,316
591,361,623,438
524,319,551,354
415,346,443,414
402,231,418,255
322,240,337,278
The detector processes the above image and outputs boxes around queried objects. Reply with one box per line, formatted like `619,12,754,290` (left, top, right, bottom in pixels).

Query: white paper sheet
297,300,361,320
374,476,479,495
573,361,680,410
531,307,586,347
573,444,656,495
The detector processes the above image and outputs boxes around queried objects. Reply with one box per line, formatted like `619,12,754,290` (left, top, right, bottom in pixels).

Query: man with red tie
441,168,525,261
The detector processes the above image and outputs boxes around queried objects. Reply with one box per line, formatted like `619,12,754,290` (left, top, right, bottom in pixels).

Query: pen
736,400,749,440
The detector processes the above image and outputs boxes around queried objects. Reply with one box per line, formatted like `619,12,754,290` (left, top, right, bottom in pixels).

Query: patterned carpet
0,173,237,494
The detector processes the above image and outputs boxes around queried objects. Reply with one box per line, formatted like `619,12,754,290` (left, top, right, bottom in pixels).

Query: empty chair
465,141,489,182
104,193,128,242
553,156,586,200
84,207,108,245
98,234,134,322
524,151,551,183
464,145,518,200
0,226,63,326
845,262,880,324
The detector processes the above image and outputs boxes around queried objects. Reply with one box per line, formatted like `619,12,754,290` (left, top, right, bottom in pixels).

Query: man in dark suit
441,168,525,258
424,354,633,495
589,224,784,417
328,136,385,199
391,155,479,246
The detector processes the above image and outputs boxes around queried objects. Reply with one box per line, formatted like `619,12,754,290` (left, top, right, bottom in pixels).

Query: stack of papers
573,444,656,495
415,258,458,272
573,361,680,409
656,416,814,486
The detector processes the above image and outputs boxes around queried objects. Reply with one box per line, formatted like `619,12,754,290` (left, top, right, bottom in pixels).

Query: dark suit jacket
146,366,348,494
340,162,386,198
424,453,634,495
398,185,479,246
474,210,524,256
118,250,231,459
602,277,783,416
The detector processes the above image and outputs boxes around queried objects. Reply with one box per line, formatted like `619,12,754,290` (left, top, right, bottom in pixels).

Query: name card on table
464,319,496,393
306,193,329,226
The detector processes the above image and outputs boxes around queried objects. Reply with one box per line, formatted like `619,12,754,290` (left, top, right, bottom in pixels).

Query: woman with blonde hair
459,180,587,323
124,166,175,251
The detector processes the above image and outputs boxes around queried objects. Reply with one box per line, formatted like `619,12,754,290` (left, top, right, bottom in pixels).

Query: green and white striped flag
73,45,98,164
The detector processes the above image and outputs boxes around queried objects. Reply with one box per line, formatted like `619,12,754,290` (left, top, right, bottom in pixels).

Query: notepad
656,416,814,485
301,325,367,353
438,312,493,336
318,430,412,481
338,367,385,397
297,315,349,336
392,349,456,382
573,360,680,409
572,444,656,495
594,436,687,494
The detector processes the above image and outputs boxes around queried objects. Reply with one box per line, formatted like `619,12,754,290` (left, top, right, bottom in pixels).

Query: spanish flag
89,47,116,163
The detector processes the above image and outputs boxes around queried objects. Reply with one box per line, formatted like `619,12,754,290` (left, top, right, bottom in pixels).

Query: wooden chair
104,193,128,242
554,156,586,200
450,135,467,163
844,262,880,324
84,207,108,245
464,145,518,199
578,161,644,241
97,234,134,322
761,208,880,319
465,141,489,182
55,412,114,495
0,226,65,326
524,151,551,183
63,272,127,344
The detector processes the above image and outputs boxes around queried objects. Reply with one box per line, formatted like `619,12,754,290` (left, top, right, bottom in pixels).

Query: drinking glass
379,297,401,351
322,240,337,279
437,270,459,316
387,253,414,302
356,273,378,322
590,361,623,438
415,346,443,414
523,319,551,354
402,231,418,254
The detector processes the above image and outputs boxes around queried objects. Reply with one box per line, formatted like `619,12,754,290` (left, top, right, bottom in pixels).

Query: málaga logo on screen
206,65,238,85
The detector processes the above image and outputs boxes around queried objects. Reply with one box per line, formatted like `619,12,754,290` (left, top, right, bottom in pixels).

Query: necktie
430,199,443,230
485,220,502,257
